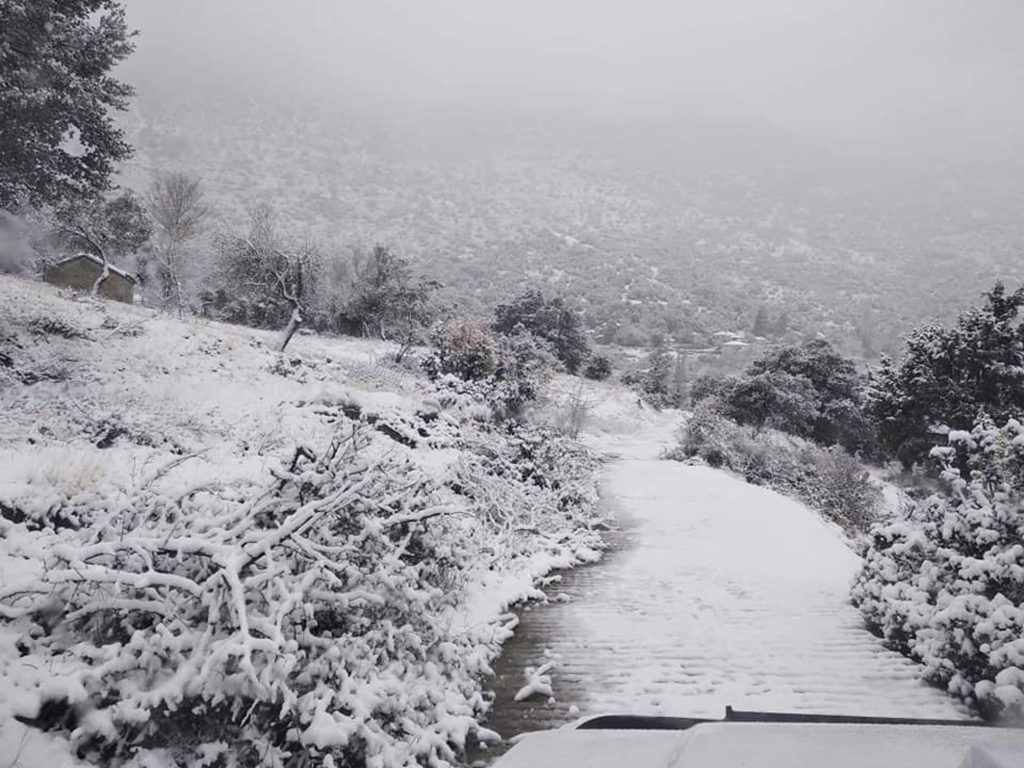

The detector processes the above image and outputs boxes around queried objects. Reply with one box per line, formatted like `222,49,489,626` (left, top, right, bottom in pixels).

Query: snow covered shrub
492,291,589,374
423,321,497,381
701,340,878,457
805,448,882,533
1,392,604,767
27,314,90,339
582,355,612,381
454,423,603,563
667,401,881,533
622,345,681,408
852,416,1024,721
1,427,500,766
430,331,555,422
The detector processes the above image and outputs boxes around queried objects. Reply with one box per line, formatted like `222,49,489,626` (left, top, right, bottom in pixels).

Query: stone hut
45,253,137,304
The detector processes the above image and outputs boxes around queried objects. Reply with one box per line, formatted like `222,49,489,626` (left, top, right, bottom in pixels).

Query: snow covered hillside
0,277,610,767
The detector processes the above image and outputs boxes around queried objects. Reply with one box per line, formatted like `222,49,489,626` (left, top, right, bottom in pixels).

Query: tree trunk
91,253,111,296
279,306,303,352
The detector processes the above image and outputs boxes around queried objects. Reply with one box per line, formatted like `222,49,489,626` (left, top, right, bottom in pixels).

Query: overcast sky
120,0,1024,155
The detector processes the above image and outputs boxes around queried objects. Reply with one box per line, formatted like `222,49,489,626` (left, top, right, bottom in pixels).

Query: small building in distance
45,253,137,304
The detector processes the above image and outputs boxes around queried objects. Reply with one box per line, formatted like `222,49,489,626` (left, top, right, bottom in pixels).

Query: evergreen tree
1,1,136,211
865,283,1024,468
719,338,875,453
493,290,590,374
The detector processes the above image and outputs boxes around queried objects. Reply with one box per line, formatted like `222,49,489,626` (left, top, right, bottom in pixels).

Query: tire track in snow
475,432,968,757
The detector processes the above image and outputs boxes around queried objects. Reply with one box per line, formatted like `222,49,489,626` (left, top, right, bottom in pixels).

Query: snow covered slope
0,277,608,767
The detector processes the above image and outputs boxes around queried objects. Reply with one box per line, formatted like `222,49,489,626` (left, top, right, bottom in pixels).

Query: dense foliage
622,345,682,408
344,245,442,357
424,321,498,381
493,291,589,374
582,354,612,381
865,284,1024,469
429,328,557,422
0,0,136,210
852,416,1024,721
695,339,875,455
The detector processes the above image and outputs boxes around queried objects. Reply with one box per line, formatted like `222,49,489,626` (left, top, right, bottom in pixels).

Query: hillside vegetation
0,277,619,766
118,89,1024,355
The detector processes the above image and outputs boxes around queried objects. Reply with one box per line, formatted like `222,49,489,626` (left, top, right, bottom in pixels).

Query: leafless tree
147,172,210,311
216,204,320,352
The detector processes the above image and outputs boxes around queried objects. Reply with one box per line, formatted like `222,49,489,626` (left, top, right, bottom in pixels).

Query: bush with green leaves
852,415,1024,721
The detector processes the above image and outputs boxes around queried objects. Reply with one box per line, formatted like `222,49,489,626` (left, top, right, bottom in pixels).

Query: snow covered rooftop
55,252,137,282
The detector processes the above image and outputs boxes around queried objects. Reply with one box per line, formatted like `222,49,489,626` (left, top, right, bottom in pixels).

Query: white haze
119,0,1024,163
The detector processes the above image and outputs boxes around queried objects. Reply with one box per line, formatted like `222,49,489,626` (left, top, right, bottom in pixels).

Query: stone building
45,253,136,304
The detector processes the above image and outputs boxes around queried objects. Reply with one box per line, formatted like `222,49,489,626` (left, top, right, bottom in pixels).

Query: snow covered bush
852,416,1024,721
865,283,1024,469
0,410,603,768
0,279,607,766
2,427,499,766
667,400,881,533
429,330,555,422
692,339,878,457
492,291,589,375
423,321,497,381
581,355,611,382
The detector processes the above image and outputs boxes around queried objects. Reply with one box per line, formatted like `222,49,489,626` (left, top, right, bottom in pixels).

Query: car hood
493,721,1024,768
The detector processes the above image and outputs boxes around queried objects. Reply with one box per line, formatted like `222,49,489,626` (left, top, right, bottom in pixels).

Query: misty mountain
116,82,1024,356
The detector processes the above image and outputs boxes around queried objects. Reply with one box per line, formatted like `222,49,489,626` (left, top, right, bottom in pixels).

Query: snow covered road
480,420,967,748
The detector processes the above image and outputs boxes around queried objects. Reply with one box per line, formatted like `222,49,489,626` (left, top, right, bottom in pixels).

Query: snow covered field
480,419,969,741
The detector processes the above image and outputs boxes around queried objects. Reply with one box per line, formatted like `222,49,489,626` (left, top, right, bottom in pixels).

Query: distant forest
118,83,1024,359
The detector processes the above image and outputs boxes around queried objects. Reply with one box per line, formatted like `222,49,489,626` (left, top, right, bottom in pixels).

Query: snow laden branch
852,416,1024,722
1,398,605,766
0,426,492,766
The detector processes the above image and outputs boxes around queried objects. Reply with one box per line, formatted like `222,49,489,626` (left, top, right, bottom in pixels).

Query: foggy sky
120,0,1024,157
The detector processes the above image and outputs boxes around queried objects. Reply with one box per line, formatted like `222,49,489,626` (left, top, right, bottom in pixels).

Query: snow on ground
485,416,970,730
0,277,608,765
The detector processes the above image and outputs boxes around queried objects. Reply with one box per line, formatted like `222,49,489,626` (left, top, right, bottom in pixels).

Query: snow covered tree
632,344,678,407
852,416,1024,721
715,339,875,454
347,245,441,360
211,204,321,350
865,283,1024,468
493,290,590,374
0,0,136,211
147,171,211,311
52,190,152,293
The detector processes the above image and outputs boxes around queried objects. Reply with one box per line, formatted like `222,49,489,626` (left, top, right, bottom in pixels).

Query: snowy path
479,421,967,749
